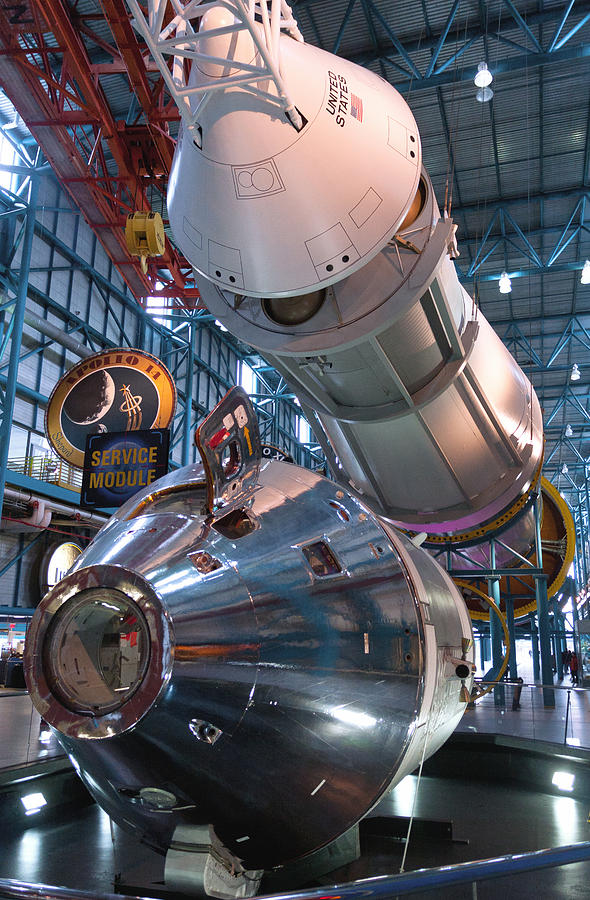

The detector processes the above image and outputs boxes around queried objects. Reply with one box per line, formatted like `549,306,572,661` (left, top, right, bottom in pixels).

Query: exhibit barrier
457,680,590,748
2,839,590,899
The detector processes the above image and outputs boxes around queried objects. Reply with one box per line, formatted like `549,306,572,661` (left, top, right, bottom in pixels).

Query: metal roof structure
0,0,589,514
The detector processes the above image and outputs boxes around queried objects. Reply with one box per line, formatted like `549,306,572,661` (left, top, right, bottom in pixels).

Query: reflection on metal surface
262,291,326,326
137,788,178,810
25,455,473,873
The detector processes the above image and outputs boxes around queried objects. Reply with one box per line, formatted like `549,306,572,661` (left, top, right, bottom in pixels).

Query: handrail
6,455,82,490
0,881,153,900
476,679,586,691
2,840,590,900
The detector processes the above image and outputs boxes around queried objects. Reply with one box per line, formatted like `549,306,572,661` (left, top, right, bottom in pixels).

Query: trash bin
5,657,26,689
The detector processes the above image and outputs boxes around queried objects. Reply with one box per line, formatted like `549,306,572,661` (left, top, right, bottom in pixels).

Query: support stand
164,825,263,899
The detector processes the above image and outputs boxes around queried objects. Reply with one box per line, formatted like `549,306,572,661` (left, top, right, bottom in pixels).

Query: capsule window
213,507,257,539
328,500,350,522
124,483,208,519
189,551,223,574
301,541,342,577
43,589,150,716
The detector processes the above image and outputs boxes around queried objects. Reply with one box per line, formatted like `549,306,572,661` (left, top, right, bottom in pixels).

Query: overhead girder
0,0,199,304
452,186,589,215
460,195,590,283
293,0,590,90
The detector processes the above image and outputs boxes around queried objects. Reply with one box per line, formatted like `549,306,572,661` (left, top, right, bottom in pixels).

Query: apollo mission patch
45,349,176,469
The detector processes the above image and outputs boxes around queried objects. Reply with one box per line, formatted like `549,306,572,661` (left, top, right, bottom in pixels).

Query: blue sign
81,429,170,510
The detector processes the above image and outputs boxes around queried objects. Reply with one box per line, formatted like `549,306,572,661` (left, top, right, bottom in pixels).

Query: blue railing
1,840,590,899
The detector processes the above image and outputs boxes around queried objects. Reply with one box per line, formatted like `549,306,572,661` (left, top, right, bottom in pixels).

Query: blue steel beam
535,497,556,705
467,207,545,277
183,320,195,465
0,172,39,512
359,0,388,82
363,0,421,79
453,186,590,214
554,12,590,50
460,260,590,282
301,0,590,82
431,36,477,77
547,196,588,266
346,41,590,92
502,0,543,52
5,470,82,505
545,389,590,426
331,0,356,54
549,0,578,51
425,0,460,77
546,318,590,367
0,531,45,579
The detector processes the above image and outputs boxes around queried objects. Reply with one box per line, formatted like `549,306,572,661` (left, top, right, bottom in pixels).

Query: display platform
1,733,589,900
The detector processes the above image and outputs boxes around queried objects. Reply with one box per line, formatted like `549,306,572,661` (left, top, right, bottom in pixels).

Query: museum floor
1,685,590,900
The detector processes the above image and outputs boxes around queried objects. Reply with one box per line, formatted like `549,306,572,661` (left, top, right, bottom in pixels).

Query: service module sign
45,349,176,469
81,429,170,510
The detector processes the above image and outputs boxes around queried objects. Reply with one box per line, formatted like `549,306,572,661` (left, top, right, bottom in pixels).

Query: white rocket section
198,172,543,532
140,1,543,533
160,8,422,296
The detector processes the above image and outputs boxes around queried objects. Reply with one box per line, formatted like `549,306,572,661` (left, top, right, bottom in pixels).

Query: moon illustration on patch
63,371,116,425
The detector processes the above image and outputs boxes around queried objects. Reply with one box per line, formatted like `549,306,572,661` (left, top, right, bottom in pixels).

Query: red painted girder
0,0,198,303
38,0,193,297
97,0,175,174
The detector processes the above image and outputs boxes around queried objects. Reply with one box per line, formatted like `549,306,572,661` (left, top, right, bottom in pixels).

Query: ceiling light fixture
581,260,590,285
474,62,493,87
475,62,493,102
561,464,569,475
499,271,511,294
571,363,581,382
565,424,573,437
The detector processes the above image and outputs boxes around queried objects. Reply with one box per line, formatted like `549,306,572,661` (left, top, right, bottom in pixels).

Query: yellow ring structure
453,579,510,698
541,476,577,600
506,476,576,619
468,476,576,621
424,455,544,545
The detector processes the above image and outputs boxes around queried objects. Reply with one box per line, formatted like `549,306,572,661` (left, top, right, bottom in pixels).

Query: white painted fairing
168,22,421,296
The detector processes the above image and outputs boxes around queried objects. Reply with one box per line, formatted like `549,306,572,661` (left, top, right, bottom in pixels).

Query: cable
399,706,433,874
